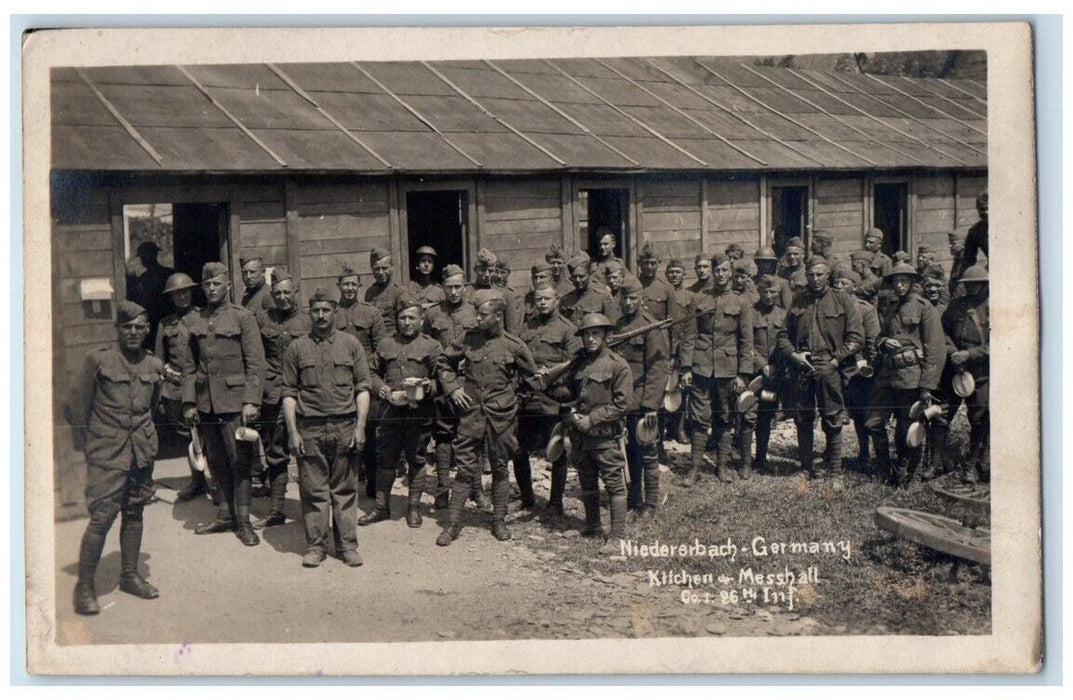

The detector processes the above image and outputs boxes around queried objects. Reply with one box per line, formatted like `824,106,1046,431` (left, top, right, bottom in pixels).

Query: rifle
538,315,678,385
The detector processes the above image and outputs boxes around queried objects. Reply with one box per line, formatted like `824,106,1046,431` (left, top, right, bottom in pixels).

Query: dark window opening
873,183,909,256
771,185,809,257
579,188,630,266
406,190,469,282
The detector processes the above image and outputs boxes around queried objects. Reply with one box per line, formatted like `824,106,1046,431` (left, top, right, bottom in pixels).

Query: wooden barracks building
50,56,987,518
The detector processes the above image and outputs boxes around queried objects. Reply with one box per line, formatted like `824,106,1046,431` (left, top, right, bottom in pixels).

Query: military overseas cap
639,242,661,261
732,259,754,274
442,264,465,280
604,259,624,275
493,256,510,272
753,246,778,261
725,242,745,255
619,274,644,295
812,230,834,244
567,252,591,272
694,252,710,265
369,246,391,265
395,292,424,315
271,267,293,286
575,312,616,334
117,300,148,324
710,252,731,268
865,227,885,241
545,243,566,262
756,274,781,290
850,250,875,263
476,248,497,268
961,265,989,283
239,255,263,268
164,272,197,295
806,256,830,270
531,260,553,275
836,268,862,285
338,261,360,281
885,261,920,281
666,257,685,270
309,285,341,305
892,250,911,264
917,244,933,255
472,288,505,308
922,264,946,282
202,261,228,280
136,241,161,256
414,245,438,259
784,236,805,252
947,231,962,244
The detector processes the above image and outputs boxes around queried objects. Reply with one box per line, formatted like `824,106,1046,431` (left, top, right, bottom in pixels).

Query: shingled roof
51,57,987,173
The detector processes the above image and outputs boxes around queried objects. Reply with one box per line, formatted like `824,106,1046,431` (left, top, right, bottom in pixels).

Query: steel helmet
164,272,198,295
575,313,616,334
884,261,920,281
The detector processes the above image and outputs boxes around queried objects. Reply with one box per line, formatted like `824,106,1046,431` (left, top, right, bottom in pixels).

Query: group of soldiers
68,192,989,615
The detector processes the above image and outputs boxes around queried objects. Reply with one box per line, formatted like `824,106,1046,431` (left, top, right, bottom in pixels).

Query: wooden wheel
875,506,991,565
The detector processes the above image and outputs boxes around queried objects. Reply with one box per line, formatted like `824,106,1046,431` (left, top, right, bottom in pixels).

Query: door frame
397,178,477,285
870,175,914,255
571,177,637,269
767,176,814,252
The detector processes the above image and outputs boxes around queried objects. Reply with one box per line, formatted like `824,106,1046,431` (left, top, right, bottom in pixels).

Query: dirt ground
53,416,988,646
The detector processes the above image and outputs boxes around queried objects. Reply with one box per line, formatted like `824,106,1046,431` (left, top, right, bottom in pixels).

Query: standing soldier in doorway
251,269,310,529
753,247,793,309
240,256,274,313
360,294,443,528
409,245,445,306
336,261,388,498
934,265,990,483
677,254,753,483
592,227,624,286
866,262,946,486
156,272,209,502
183,262,267,546
513,283,581,516
71,301,164,615
739,274,787,476
615,275,671,516
863,228,893,279
559,253,619,324
831,267,879,470
366,246,404,335
281,286,371,568
424,264,490,513
434,289,541,546
776,257,863,483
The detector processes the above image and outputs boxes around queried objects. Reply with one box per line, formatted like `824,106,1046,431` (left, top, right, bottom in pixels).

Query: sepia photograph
22,23,1040,676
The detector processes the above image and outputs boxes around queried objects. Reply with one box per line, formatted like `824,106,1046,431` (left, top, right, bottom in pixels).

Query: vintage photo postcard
22,22,1040,676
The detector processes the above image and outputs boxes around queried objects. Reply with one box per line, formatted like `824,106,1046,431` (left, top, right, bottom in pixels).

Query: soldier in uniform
604,259,626,305
865,262,946,485
921,264,950,313
678,253,754,483
934,265,990,483
777,257,863,482
615,275,671,515
559,253,619,324
251,269,310,528
739,275,787,475
512,283,581,516
365,246,405,335
129,241,175,346
493,255,526,331
182,262,267,546
947,231,967,296
466,248,520,333
560,313,633,551
952,190,988,284
916,245,937,276
810,230,844,270
664,257,693,443
732,258,759,306
156,272,208,502
849,250,881,305
424,264,489,512
435,289,541,546
360,294,443,528
592,228,625,285
546,243,573,299
240,256,275,313
637,243,677,323
863,228,893,279
522,261,555,318
831,268,880,470
689,253,713,295
410,245,445,306
71,301,164,615
281,286,371,567
776,237,806,284
725,242,745,262
336,261,388,498
753,247,793,309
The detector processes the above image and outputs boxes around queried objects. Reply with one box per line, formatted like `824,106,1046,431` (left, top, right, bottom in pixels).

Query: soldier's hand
450,388,472,411
880,338,902,353
349,428,366,453
571,411,592,433
731,376,746,394
288,432,305,456
791,352,815,373
679,370,692,389
378,385,392,401
242,403,260,424
950,350,970,366
182,404,198,425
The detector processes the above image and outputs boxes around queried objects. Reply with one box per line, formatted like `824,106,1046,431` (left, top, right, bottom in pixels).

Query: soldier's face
118,317,149,351
598,235,616,258
977,197,988,220
241,262,264,289
852,260,868,276
339,276,360,303
570,266,590,290
309,301,336,331
621,291,642,316
832,277,853,293
694,260,711,281
806,265,829,293
416,255,436,277
733,270,749,290
892,275,914,298
397,307,422,338
665,266,684,287
476,302,502,332
812,240,830,256
727,249,744,261
712,261,733,288
759,286,780,306
923,279,943,302
534,289,556,316
168,288,192,311
475,266,491,286
493,268,508,286
272,281,297,311
786,248,804,267
581,327,607,354
639,259,658,278
864,237,881,252
372,259,393,284
963,281,988,300
202,275,230,305
444,276,465,304
949,240,963,257
917,253,934,269
608,270,623,292
532,269,551,287
549,258,564,278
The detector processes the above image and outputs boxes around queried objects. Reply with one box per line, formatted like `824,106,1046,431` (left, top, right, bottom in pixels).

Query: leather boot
358,486,392,526
73,581,99,615
491,477,510,522
600,495,628,554
513,453,536,509
492,519,512,541
234,505,260,546
679,431,708,485
643,466,661,514
470,482,492,512
920,427,946,480
119,573,159,599
871,429,893,483
713,431,732,482
797,420,816,478
580,490,603,538
547,457,567,515
755,421,772,473
436,479,469,546
434,443,452,510
738,426,754,480
406,466,426,528
854,422,871,471
175,471,208,502
824,428,843,475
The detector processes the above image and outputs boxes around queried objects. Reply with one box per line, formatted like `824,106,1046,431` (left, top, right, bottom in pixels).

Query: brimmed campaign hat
545,421,572,462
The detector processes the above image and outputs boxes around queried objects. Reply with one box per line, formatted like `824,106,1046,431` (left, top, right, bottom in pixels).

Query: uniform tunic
564,347,632,496
409,277,446,306
365,279,405,335
242,283,275,313
336,298,388,359
255,306,312,478
154,307,198,403
940,294,989,426
368,333,443,474
181,302,266,414
517,312,581,417
559,285,620,325
874,293,946,391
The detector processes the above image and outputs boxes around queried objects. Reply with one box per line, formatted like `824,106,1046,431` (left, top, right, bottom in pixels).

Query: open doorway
406,190,469,281
771,185,809,257
873,183,909,256
579,188,630,265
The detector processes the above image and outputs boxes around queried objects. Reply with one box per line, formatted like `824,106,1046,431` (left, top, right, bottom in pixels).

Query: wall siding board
479,179,563,280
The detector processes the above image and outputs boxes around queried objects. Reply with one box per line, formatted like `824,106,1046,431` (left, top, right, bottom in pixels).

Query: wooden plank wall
238,185,288,274
913,174,958,267
814,175,865,261
704,176,761,260
955,173,988,231
640,177,703,265
290,179,392,293
480,178,564,290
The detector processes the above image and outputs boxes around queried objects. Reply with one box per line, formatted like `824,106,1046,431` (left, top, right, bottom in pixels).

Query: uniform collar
310,328,337,343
